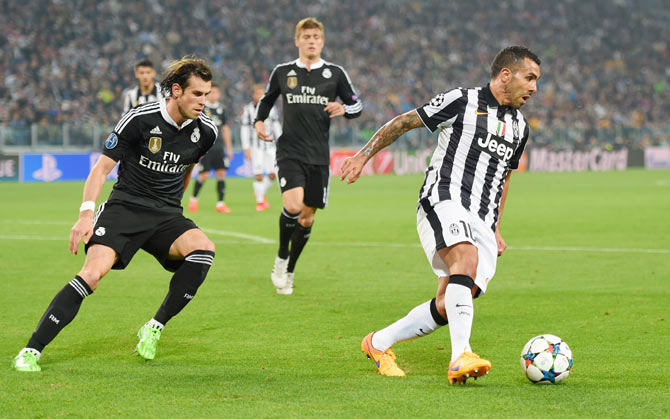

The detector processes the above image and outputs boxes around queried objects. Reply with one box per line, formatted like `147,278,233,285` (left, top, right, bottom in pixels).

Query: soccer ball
520,334,573,384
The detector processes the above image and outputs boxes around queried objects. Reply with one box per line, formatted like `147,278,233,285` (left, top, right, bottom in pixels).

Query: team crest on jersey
287,75,298,89
148,137,162,153
322,68,332,79
191,127,200,143
449,223,460,236
105,133,118,149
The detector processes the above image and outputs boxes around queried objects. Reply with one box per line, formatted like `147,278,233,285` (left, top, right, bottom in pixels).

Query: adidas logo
150,126,162,135
287,69,297,76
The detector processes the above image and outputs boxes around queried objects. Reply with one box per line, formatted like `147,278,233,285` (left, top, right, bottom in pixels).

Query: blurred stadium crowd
1,0,669,150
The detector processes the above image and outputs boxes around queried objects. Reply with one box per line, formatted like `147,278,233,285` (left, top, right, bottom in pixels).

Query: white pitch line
2,220,72,225
2,225,669,255
199,227,276,244
0,235,63,241
509,245,670,255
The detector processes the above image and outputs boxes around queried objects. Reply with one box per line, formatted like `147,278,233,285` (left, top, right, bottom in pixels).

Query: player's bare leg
137,229,215,360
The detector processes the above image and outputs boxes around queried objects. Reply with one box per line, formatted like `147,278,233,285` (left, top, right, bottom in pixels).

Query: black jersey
103,98,218,210
255,59,362,165
203,101,227,152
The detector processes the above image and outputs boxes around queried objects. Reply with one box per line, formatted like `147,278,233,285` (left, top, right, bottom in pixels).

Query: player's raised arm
69,154,117,254
340,109,424,184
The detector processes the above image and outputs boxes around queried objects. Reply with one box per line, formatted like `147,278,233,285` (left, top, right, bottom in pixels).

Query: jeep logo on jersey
191,127,200,143
148,137,162,153
476,132,515,161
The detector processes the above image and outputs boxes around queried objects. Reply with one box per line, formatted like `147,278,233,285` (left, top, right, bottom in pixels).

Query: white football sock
263,176,275,192
445,280,474,362
253,180,264,203
146,318,165,331
371,300,442,351
19,347,41,360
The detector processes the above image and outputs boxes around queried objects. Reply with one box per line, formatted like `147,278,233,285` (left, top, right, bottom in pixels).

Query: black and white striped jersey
103,98,217,210
241,101,281,151
255,58,362,165
121,83,163,114
415,84,530,232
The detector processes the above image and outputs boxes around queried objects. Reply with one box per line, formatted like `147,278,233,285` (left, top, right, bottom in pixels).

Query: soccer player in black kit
188,84,234,213
255,17,362,295
12,57,218,372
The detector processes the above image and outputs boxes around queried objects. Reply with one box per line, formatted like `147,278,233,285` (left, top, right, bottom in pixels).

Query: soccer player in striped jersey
12,58,218,372
255,17,362,295
241,84,282,211
341,46,541,384
121,59,163,114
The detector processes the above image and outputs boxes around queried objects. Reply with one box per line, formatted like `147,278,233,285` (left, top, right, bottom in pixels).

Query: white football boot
276,272,294,295
271,256,289,290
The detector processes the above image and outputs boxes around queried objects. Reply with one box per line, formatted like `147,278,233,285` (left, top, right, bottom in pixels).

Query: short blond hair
295,17,324,39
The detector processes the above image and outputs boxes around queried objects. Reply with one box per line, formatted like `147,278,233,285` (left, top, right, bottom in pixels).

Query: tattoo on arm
361,111,423,157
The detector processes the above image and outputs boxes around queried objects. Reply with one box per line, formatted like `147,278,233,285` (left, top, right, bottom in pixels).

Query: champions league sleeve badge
191,127,201,143
105,133,118,149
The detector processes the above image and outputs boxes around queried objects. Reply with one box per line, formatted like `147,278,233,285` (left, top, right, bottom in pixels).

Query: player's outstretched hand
340,154,366,184
70,213,94,255
495,229,507,257
324,102,345,118
255,120,273,142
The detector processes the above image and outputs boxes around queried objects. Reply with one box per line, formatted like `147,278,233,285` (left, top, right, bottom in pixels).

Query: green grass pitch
1,170,669,417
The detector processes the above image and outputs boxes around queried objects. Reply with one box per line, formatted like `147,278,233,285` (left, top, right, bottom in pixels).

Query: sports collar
160,97,194,130
482,83,512,117
295,58,325,70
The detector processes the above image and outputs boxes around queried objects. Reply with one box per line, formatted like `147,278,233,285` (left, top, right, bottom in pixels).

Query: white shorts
251,146,277,176
416,200,498,294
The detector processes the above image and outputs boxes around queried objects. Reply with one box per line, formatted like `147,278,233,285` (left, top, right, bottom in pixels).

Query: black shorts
85,201,198,272
277,159,330,209
198,146,229,172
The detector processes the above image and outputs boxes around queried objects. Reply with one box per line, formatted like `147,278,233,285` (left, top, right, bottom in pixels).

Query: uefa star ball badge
105,133,118,149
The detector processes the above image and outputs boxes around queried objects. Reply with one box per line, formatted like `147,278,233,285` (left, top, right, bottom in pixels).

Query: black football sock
192,180,204,198
287,224,311,273
26,276,93,352
153,250,214,325
216,179,226,202
278,208,300,259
